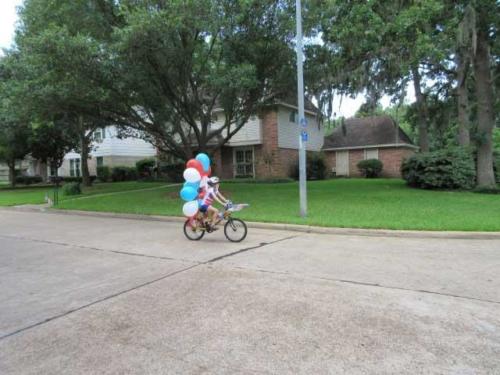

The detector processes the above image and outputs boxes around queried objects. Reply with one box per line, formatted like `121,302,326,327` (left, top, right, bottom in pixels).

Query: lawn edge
3,206,499,240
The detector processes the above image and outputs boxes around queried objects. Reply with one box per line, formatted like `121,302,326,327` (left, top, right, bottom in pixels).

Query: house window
93,128,106,142
364,149,379,160
96,157,104,168
234,147,254,178
70,159,81,177
289,111,297,123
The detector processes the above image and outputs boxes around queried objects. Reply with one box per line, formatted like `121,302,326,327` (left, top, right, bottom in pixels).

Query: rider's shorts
199,204,210,213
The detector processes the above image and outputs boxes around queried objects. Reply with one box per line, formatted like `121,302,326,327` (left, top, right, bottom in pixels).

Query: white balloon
183,168,201,183
182,200,199,217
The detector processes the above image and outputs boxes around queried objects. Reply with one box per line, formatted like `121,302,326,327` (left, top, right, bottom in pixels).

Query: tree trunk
8,161,16,187
473,26,496,188
456,52,470,147
39,161,48,182
412,66,429,152
79,122,92,187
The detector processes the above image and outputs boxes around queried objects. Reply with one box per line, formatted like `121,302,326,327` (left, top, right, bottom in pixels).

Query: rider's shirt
201,186,218,206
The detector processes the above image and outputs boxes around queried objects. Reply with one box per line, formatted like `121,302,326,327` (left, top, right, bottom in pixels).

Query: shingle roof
322,116,415,150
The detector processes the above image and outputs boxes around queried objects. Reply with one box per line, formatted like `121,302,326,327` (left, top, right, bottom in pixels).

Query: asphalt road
0,209,499,374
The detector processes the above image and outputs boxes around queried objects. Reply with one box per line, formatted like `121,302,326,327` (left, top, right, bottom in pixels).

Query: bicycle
183,203,249,242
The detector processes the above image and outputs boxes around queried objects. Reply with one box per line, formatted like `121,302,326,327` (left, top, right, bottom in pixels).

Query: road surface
0,209,499,374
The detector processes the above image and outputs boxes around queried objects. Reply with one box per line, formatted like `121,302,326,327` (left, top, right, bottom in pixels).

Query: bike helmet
207,176,220,186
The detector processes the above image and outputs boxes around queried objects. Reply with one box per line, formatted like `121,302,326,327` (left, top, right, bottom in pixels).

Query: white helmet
207,176,220,186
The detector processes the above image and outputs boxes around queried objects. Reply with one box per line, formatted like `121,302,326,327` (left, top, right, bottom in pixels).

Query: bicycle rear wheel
224,218,247,242
183,219,205,241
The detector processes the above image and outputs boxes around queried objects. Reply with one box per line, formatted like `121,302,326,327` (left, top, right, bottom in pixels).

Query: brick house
323,116,418,178
212,100,324,179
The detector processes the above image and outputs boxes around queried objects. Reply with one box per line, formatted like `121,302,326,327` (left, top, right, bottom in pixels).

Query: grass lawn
56,179,500,232
0,181,167,207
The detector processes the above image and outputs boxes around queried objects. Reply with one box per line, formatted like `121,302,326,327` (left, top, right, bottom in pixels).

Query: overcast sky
0,0,23,53
0,0,412,118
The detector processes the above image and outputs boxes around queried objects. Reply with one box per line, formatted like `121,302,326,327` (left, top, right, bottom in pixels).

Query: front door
336,151,349,176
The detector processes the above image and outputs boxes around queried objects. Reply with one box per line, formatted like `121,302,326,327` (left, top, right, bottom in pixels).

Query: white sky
0,0,23,54
0,0,414,118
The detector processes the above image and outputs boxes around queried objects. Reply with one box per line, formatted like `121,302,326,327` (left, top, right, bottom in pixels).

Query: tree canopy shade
106,0,296,159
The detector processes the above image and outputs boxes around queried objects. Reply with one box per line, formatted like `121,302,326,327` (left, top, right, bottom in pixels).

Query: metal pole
296,0,307,217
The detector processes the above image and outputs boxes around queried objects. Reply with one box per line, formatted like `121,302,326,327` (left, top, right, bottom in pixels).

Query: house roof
322,116,416,150
275,95,319,114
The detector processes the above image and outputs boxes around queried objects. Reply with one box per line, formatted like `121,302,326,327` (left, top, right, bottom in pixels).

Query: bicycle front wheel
183,219,205,241
224,218,247,242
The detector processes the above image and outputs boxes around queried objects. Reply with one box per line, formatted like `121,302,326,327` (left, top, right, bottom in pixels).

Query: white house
58,126,156,177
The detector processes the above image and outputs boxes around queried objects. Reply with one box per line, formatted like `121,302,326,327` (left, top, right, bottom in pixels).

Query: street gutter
2,205,500,240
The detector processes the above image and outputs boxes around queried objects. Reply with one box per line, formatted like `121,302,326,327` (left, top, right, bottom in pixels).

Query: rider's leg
207,206,219,226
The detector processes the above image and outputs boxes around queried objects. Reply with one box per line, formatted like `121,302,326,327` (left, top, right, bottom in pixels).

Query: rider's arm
213,194,226,206
216,191,229,204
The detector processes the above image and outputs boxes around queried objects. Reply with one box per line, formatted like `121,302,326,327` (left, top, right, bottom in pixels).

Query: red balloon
186,159,204,175
202,166,211,177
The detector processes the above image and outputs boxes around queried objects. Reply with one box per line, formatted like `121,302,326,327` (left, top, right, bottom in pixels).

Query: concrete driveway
0,209,499,374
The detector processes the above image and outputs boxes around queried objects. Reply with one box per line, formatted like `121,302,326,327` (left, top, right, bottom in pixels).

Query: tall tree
15,0,119,186
107,0,295,160
471,1,498,188
0,54,31,187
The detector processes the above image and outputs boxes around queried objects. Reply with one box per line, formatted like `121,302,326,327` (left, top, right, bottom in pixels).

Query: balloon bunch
180,153,211,217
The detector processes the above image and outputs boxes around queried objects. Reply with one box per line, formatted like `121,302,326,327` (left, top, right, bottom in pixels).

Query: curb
3,205,500,240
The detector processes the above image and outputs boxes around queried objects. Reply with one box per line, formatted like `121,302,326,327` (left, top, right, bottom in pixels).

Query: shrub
136,158,156,178
62,182,81,196
111,166,138,182
62,176,97,183
357,159,383,178
160,163,184,182
97,166,111,182
290,154,327,180
401,148,476,189
14,175,43,185
224,178,294,184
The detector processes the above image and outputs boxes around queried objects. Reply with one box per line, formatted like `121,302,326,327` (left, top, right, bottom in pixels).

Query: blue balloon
180,186,198,202
195,153,210,172
183,181,200,190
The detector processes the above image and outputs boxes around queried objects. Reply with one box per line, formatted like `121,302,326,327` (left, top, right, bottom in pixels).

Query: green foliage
111,166,138,182
136,158,156,178
290,154,327,181
14,175,43,185
401,148,476,190
357,159,383,178
96,166,111,182
62,182,81,196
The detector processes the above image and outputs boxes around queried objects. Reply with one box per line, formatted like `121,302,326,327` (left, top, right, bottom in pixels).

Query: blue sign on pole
301,130,308,142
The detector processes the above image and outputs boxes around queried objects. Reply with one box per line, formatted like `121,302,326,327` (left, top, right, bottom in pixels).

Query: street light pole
296,0,307,217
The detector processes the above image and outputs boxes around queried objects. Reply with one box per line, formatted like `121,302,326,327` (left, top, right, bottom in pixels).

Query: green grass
56,179,500,232
0,181,167,207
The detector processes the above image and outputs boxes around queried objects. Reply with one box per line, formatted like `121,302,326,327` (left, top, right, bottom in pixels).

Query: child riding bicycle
198,177,231,230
